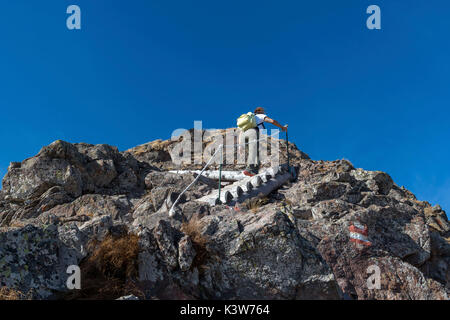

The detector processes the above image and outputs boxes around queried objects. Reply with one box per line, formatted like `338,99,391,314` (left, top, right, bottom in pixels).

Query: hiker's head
254,107,265,114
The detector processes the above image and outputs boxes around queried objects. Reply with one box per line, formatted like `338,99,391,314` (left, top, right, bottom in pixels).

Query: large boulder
278,159,449,299
2,140,146,201
43,194,133,222
0,215,131,299
1,140,150,227
0,224,83,299
136,209,341,299
2,156,83,200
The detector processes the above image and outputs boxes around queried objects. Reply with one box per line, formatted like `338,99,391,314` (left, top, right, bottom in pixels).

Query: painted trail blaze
349,221,372,246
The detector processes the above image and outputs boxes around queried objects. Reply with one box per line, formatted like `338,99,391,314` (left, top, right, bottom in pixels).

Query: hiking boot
243,170,255,177
243,166,258,177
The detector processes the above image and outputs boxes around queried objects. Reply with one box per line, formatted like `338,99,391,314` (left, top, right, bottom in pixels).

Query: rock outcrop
0,131,448,300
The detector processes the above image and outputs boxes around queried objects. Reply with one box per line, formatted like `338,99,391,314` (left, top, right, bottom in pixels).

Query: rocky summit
0,129,448,300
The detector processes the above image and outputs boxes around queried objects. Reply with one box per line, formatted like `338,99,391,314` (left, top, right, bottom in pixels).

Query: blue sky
0,1,449,213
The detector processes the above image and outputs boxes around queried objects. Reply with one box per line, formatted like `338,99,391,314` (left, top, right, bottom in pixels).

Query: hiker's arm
264,117,287,132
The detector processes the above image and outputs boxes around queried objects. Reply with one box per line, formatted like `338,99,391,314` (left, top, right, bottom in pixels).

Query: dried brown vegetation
0,287,30,300
244,195,270,213
86,233,139,279
64,231,144,300
180,215,210,270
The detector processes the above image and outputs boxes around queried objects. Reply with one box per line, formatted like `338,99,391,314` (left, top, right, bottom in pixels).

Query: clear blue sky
1,1,449,214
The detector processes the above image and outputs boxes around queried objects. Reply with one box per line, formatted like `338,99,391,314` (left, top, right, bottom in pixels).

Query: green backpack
237,112,257,131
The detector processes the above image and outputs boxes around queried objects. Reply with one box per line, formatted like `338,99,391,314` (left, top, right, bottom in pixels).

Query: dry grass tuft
8,221,26,229
64,232,144,300
181,216,210,270
0,287,30,300
86,233,140,279
150,139,173,151
244,195,270,213
132,145,148,156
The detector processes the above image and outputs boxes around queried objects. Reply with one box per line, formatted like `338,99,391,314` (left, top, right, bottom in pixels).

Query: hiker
240,107,287,177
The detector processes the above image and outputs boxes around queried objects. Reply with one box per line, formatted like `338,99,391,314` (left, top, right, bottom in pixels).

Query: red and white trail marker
226,204,241,213
349,221,372,246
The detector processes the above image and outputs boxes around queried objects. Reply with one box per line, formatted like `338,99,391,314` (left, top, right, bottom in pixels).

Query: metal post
217,145,223,203
286,128,290,170
285,126,296,181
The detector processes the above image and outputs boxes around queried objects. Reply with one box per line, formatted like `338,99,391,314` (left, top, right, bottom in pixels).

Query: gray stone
86,159,117,187
178,235,196,271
